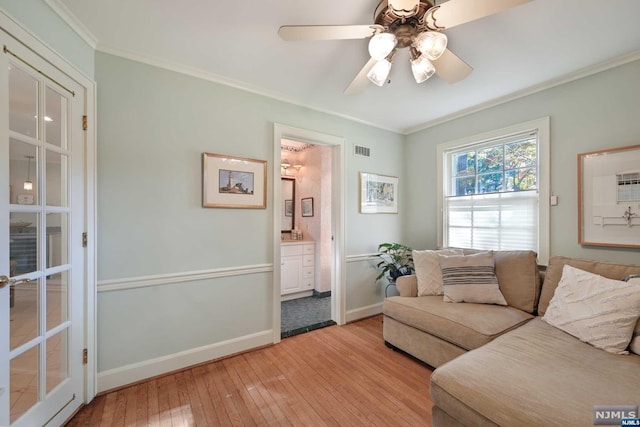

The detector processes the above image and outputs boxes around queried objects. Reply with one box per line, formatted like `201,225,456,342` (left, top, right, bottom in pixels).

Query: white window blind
445,190,538,251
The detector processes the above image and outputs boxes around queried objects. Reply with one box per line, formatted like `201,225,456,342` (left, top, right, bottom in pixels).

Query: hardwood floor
65,316,434,426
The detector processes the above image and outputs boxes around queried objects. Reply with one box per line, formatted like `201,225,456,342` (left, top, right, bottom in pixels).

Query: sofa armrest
395,275,418,297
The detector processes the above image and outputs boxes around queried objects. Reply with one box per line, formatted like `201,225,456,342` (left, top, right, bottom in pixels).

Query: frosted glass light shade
367,59,392,87
368,33,397,60
413,31,448,60
23,180,33,190
411,55,436,83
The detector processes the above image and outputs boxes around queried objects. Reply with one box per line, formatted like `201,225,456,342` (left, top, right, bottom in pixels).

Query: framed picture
284,199,293,217
359,172,398,214
301,197,314,217
202,152,267,209
578,144,640,248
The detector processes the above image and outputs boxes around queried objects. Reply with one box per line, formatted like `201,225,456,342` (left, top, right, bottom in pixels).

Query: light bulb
367,59,392,87
411,55,436,83
413,31,448,60
368,33,397,60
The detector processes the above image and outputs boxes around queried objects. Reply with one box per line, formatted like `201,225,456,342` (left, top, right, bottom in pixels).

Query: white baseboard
345,303,382,323
97,329,272,393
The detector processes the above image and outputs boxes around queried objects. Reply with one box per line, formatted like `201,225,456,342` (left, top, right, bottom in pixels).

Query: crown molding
43,0,98,49
404,50,640,135
96,43,403,135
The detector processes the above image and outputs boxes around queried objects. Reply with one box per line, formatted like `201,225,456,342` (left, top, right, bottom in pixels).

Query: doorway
272,124,346,344
0,19,96,427
280,140,334,338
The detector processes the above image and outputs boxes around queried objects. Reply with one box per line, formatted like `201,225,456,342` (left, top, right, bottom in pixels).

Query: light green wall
95,52,404,371
0,0,94,78
404,59,640,265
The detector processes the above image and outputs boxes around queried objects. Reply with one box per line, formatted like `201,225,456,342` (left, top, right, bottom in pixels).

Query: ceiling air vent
354,145,371,157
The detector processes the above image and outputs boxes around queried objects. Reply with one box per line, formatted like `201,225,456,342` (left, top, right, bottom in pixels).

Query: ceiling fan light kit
413,30,447,60
367,56,394,86
279,0,532,94
410,49,436,83
368,32,398,60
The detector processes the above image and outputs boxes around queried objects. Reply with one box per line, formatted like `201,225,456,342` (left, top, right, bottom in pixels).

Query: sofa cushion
431,318,640,427
539,256,640,316
440,252,508,305
414,248,464,296
542,265,640,355
383,296,532,351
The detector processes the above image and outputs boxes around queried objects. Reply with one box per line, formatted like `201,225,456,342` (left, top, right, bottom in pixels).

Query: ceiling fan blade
344,58,377,95
279,25,383,41
433,49,473,84
429,0,532,30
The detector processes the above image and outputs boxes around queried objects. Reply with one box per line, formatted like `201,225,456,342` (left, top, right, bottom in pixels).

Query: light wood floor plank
65,315,434,427
146,378,160,426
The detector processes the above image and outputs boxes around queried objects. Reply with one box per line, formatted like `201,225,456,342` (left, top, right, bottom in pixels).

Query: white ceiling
52,0,640,134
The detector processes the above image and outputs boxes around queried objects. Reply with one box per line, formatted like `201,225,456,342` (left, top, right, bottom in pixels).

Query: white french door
0,33,85,426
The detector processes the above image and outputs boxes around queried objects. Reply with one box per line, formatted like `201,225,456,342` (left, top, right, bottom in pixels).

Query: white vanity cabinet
281,241,315,296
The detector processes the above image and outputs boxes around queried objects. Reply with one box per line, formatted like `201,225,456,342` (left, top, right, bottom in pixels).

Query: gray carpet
281,296,335,339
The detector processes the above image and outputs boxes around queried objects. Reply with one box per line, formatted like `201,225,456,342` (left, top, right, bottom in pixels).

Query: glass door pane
6,59,75,425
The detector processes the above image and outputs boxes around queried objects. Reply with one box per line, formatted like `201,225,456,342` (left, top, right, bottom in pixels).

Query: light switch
550,195,558,206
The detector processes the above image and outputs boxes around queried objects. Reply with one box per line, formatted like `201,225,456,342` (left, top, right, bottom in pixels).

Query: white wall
404,59,640,265
94,52,404,387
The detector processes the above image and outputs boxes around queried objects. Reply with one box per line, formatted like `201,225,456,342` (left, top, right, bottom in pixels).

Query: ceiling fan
279,0,532,94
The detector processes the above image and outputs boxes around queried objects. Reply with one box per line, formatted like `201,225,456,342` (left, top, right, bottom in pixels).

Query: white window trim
436,117,550,265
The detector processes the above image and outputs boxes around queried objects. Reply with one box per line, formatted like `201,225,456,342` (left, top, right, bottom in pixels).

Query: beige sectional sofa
382,252,640,427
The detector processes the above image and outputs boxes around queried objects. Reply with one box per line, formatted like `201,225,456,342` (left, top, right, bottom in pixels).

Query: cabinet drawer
303,244,315,255
302,255,314,267
281,245,303,257
302,266,314,279
302,278,314,289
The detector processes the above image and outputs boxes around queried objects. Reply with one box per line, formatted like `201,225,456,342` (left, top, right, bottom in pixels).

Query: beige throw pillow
413,248,463,296
542,266,640,355
439,251,508,305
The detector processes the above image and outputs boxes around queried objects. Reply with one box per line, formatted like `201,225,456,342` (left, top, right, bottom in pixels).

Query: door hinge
82,348,88,365
82,232,87,248
82,115,88,131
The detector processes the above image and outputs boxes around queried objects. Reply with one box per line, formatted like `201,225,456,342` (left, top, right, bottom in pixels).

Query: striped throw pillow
439,251,508,305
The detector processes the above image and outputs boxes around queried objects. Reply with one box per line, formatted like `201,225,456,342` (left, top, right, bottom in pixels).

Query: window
437,118,550,264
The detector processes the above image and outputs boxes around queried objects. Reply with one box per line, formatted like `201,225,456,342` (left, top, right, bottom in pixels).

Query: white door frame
272,124,346,343
0,9,97,405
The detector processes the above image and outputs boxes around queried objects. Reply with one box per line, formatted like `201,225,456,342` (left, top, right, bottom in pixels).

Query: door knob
0,275,31,289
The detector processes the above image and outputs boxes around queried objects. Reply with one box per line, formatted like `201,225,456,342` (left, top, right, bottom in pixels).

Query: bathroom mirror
281,177,295,232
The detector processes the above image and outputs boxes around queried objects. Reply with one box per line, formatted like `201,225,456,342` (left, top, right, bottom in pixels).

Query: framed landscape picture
359,172,398,214
202,152,267,208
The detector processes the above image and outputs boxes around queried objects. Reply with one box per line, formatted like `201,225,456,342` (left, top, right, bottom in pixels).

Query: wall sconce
281,162,291,175
293,164,302,172
23,155,34,190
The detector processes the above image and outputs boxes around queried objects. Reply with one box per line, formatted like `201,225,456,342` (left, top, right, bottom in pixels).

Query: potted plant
375,243,414,282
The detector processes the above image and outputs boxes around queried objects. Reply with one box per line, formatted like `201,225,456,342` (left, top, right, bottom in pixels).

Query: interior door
0,34,85,427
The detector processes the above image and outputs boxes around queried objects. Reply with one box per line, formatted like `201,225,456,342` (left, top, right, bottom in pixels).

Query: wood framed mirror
281,177,295,232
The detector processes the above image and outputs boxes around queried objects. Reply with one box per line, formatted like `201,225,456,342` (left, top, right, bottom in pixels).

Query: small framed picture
359,172,398,214
202,152,267,209
284,200,293,217
301,197,314,217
